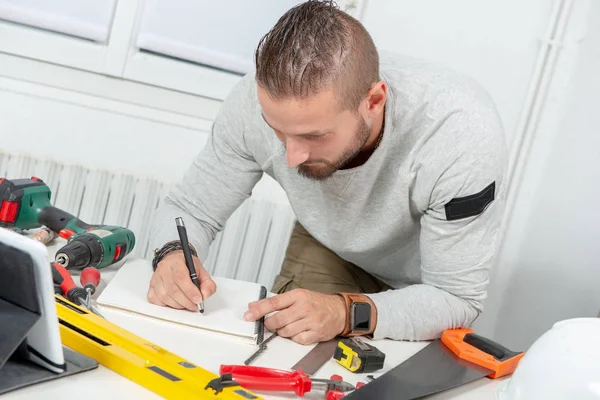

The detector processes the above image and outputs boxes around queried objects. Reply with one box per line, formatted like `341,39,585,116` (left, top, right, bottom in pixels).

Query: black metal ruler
291,338,339,375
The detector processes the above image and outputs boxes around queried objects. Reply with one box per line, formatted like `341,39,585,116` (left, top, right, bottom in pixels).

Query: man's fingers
264,307,303,331
275,318,309,339
155,288,185,309
245,292,297,321
194,257,217,299
199,279,216,300
290,330,317,346
153,273,186,310
162,267,199,311
173,268,203,304
147,286,165,306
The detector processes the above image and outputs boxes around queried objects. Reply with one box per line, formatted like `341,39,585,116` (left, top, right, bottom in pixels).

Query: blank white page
97,259,265,344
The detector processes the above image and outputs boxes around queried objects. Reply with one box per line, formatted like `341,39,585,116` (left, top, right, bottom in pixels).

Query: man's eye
304,135,324,141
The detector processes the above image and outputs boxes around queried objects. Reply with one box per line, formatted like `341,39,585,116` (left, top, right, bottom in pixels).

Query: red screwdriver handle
228,374,311,396
51,262,77,294
219,365,312,396
81,267,101,287
51,262,87,305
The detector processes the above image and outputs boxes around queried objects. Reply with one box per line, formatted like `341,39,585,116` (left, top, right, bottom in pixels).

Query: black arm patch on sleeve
444,182,495,221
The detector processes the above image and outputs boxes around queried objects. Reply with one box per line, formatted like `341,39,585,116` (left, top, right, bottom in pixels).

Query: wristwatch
336,293,377,337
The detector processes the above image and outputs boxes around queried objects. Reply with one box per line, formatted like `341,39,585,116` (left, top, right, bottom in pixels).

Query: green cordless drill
0,177,136,270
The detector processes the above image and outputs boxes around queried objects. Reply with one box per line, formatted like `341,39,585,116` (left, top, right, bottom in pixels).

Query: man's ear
366,81,387,116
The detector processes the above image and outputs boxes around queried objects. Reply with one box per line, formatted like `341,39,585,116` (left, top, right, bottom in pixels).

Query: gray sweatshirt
149,53,508,341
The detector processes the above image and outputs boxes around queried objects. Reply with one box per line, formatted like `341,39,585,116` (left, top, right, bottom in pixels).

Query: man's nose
286,139,309,168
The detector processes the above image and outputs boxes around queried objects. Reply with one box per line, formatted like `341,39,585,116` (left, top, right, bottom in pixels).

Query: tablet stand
0,241,98,395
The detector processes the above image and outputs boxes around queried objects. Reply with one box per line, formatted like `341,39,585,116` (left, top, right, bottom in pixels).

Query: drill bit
31,226,56,244
75,296,105,319
89,304,106,319
85,287,92,309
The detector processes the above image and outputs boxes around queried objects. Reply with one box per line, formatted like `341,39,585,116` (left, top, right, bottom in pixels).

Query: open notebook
96,259,267,344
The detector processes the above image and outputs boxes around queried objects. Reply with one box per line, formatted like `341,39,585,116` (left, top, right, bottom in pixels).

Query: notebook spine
254,286,267,344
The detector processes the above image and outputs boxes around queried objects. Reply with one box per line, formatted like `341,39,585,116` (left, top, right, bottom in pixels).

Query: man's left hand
244,289,346,345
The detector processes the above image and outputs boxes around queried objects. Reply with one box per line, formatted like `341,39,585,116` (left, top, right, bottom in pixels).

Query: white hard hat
496,318,600,400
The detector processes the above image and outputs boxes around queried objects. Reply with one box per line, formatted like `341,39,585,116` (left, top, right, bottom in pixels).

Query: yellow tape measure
55,295,263,399
333,337,385,373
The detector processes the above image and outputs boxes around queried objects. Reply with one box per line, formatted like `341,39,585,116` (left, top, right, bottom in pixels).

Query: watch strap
336,293,377,337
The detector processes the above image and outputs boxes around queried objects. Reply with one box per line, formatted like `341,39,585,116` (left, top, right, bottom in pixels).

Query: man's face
257,85,371,181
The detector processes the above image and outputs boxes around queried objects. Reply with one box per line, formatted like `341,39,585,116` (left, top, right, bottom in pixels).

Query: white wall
0,50,217,182
361,0,553,147
0,53,291,204
0,84,208,183
473,0,600,350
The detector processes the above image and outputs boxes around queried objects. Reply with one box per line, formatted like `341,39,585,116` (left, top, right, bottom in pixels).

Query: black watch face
352,303,371,331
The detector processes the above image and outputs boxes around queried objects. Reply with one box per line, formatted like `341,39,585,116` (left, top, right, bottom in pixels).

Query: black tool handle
38,206,92,232
67,287,89,306
463,333,521,361
83,283,96,295
53,284,63,295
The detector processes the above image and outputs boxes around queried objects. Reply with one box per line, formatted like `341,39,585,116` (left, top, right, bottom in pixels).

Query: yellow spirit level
55,295,263,399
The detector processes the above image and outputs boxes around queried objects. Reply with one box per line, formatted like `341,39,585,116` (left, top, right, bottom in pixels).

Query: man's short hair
255,0,380,111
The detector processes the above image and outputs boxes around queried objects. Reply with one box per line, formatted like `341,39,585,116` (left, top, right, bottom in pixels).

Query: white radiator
0,151,296,289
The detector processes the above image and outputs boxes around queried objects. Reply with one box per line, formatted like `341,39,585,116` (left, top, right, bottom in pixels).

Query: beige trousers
271,221,391,295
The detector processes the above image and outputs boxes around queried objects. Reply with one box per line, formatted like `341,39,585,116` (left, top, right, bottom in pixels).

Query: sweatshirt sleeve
367,108,508,341
148,76,264,263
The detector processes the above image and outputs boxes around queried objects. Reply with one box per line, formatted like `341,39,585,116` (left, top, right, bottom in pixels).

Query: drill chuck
56,236,103,270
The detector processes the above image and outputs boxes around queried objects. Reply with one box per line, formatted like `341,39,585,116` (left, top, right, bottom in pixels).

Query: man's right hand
147,251,217,311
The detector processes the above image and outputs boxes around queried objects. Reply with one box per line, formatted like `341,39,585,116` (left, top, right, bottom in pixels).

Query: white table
4,238,507,400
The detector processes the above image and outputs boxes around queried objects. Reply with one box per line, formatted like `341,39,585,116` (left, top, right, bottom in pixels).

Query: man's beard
297,117,371,181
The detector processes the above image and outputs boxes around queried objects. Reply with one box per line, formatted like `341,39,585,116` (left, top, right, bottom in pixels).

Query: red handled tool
80,267,101,309
52,262,87,304
325,375,366,400
51,263,105,318
218,365,355,397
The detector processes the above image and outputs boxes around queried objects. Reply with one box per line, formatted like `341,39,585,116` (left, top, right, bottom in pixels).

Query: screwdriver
51,263,105,318
80,267,101,310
